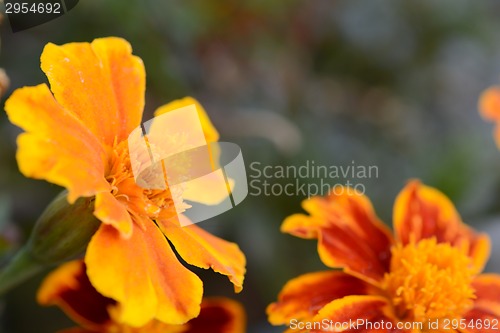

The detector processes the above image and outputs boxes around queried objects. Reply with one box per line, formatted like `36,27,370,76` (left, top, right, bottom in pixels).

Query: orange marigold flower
268,180,499,332
38,260,246,333
4,37,245,326
479,86,500,147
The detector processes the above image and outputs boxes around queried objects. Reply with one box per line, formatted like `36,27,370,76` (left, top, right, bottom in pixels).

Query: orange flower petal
462,308,500,333
154,97,219,143
282,189,393,285
146,97,225,205
181,172,234,206
311,295,398,333
93,192,133,237
4,85,110,203
158,216,246,293
90,37,145,140
267,271,377,325
108,320,185,333
40,37,144,145
479,87,500,122
112,298,244,333
182,298,246,333
472,274,500,316
479,85,500,151
59,299,246,333
40,264,242,333
37,260,115,331
85,220,203,327
280,197,326,239
393,180,491,271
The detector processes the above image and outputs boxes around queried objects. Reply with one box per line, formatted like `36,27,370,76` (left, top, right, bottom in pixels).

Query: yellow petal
85,220,203,327
154,97,219,143
40,37,145,145
90,37,145,140
5,85,110,203
93,192,133,238
111,298,245,333
158,216,246,293
181,171,234,206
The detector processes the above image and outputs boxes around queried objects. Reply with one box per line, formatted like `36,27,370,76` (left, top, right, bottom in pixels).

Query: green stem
0,247,44,296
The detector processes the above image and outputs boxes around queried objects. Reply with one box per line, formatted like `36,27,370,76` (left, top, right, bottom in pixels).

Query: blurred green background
1,0,500,332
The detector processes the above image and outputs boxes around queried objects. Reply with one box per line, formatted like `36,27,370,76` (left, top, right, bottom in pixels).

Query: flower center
383,238,476,322
104,140,186,222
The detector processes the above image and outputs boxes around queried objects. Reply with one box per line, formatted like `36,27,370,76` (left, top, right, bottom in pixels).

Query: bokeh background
1,0,500,332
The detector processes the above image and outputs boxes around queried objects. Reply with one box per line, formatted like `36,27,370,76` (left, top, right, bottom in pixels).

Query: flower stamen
105,140,181,222
383,238,476,323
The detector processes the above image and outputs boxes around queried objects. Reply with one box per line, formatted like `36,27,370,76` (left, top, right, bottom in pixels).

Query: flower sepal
0,191,100,295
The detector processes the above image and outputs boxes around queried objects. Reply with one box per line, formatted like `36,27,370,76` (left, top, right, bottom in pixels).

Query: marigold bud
0,191,100,294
